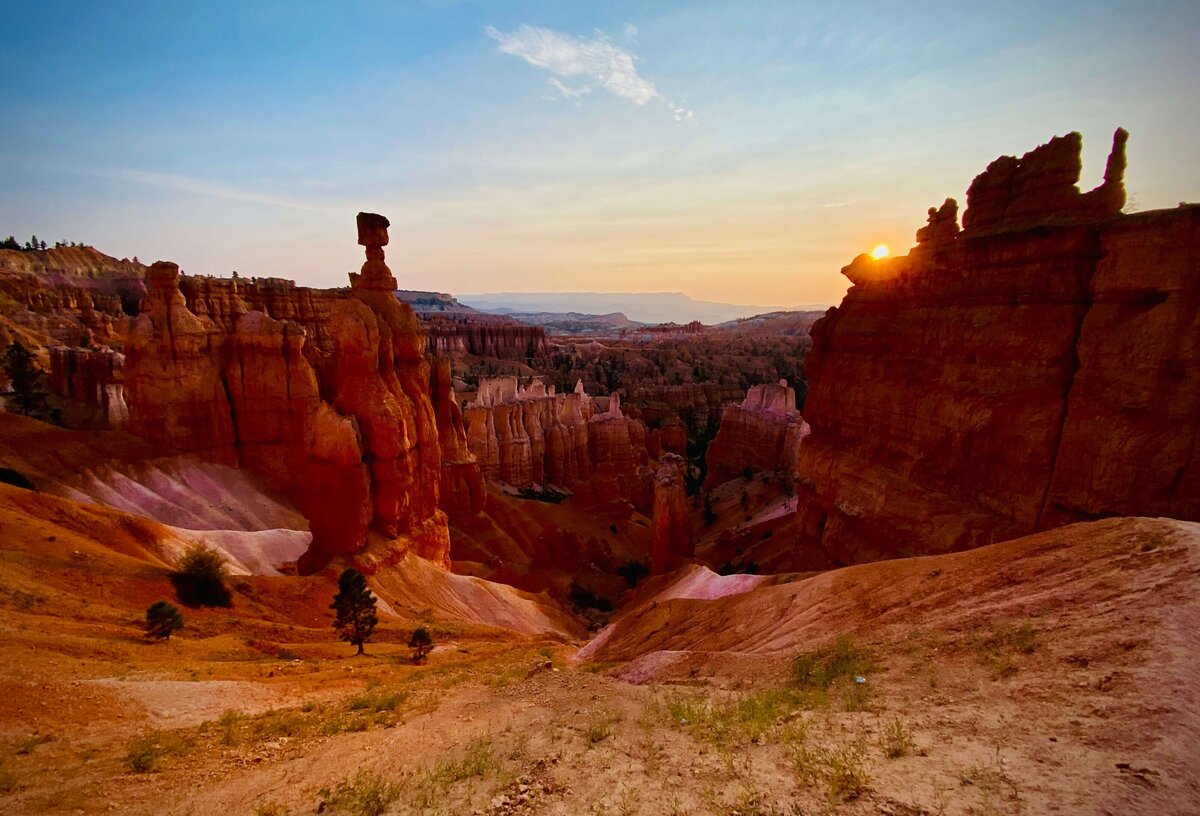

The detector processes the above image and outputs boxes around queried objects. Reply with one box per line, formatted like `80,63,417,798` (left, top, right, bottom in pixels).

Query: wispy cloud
92,167,337,214
548,77,591,100
486,23,692,120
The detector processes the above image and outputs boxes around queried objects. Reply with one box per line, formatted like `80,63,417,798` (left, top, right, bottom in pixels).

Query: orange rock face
462,377,651,508
426,322,547,359
430,357,486,516
123,216,451,571
125,262,238,462
650,453,693,574
46,346,128,429
792,129,1200,566
705,381,809,487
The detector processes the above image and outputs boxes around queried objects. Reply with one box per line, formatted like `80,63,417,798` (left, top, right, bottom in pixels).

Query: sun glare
871,243,889,259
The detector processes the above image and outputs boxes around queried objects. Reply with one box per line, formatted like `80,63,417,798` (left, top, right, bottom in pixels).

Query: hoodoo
123,214,451,571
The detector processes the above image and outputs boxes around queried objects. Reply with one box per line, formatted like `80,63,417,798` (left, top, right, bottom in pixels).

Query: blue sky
2,1,1197,306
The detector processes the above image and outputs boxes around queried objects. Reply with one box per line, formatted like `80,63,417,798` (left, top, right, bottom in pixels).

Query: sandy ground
0,513,1196,814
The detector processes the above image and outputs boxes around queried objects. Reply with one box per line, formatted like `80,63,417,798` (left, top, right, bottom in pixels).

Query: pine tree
0,236,18,250
4,342,50,417
408,626,433,663
330,568,377,656
144,600,184,640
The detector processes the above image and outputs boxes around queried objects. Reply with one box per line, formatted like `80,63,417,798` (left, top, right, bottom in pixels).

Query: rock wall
430,357,486,516
426,321,547,359
463,377,651,508
793,129,1200,565
123,214,450,571
0,271,131,351
705,381,809,487
650,453,693,574
177,275,344,353
46,346,129,429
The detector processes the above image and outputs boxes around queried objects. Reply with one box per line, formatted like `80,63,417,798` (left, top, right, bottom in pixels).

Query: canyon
0,127,1198,815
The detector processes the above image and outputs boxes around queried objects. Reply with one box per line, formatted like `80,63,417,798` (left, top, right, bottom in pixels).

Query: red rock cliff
705,381,809,488
123,214,450,571
430,357,486,516
793,129,1200,566
650,453,693,574
463,377,651,508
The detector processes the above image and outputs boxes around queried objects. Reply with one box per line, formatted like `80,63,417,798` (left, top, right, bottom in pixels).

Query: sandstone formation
704,381,809,487
123,214,450,571
0,267,132,353
177,274,343,352
649,453,693,574
426,321,547,359
622,382,744,436
0,244,146,311
793,129,1200,565
430,357,486,516
463,376,650,508
46,346,129,429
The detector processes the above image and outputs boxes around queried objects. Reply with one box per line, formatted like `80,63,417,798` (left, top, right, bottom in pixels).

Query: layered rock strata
649,453,694,574
794,128,1200,565
463,377,650,507
705,381,809,487
124,214,449,570
46,346,129,429
430,357,486,516
426,321,547,359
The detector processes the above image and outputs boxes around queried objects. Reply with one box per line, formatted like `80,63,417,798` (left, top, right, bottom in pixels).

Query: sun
870,243,889,260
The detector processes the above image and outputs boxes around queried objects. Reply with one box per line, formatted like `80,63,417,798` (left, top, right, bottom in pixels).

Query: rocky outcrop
0,245,146,312
178,275,343,352
792,129,1199,566
125,262,238,460
705,381,809,487
123,214,450,570
426,321,547,359
647,417,688,458
623,382,743,420
46,346,128,429
650,453,693,574
0,271,131,352
430,357,486,516
463,377,651,507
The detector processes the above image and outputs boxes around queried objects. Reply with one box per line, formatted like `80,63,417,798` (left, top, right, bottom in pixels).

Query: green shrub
879,717,915,758
124,732,185,773
791,635,874,691
408,626,433,663
317,771,401,816
171,544,231,607
976,621,1038,679
825,740,872,802
144,600,184,640
347,687,408,713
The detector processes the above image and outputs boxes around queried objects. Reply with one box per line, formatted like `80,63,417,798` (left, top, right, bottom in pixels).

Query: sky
1,1,1198,308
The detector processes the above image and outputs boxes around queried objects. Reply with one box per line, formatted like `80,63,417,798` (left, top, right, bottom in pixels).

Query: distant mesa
459,292,827,325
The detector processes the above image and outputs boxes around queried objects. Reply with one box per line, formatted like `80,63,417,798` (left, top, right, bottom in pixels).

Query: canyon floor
1,484,1196,816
